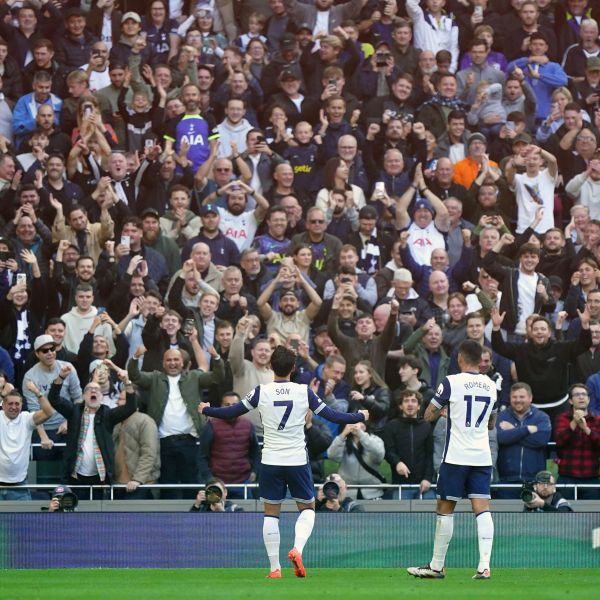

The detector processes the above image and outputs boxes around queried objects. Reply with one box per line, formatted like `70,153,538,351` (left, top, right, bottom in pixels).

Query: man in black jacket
383,390,434,500
48,364,136,499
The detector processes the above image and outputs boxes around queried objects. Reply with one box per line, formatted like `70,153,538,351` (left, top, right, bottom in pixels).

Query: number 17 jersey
432,372,497,467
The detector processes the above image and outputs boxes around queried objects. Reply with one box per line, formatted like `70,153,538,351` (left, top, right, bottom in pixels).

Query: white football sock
476,511,494,572
293,508,315,554
263,516,281,571
430,513,454,571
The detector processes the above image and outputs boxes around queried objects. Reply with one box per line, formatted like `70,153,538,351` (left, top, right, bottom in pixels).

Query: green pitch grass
2,568,596,600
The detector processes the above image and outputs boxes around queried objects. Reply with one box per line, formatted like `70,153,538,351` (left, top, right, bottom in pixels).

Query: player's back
256,380,311,466
439,372,497,467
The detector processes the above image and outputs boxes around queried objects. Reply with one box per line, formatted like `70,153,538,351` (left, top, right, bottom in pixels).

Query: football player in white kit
407,339,497,580
199,345,369,579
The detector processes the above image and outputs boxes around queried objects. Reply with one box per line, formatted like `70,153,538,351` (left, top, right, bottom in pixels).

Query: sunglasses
309,219,325,224
38,346,56,354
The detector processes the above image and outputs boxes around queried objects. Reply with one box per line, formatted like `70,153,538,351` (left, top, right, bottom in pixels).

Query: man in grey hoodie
216,97,254,158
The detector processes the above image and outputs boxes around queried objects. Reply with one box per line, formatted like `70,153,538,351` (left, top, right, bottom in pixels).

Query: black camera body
52,486,78,512
376,52,390,67
520,481,536,503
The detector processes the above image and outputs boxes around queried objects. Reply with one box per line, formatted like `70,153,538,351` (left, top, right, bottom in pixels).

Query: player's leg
260,464,286,578
408,463,464,579
468,466,494,579
287,464,316,578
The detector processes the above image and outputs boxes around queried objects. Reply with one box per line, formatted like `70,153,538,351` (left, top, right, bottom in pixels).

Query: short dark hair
458,339,483,367
46,317,66,328
447,110,465,123
397,355,423,376
397,389,423,406
568,383,589,398
270,345,297,377
221,391,241,405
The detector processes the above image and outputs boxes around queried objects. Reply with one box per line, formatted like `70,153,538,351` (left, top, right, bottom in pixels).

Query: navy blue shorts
436,463,492,501
259,463,315,504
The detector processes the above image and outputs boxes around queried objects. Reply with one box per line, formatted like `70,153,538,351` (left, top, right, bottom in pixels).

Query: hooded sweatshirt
216,118,253,158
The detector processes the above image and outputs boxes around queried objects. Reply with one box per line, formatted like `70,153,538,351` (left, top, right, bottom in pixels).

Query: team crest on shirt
436,382,444,396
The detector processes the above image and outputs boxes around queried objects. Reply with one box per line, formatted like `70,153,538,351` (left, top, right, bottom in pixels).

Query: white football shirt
242,381,326,466
432,372,497,466
217,207,258,252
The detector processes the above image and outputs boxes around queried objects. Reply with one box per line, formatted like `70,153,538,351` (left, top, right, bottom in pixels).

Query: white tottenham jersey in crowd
431,372,497,467
241,380,326,466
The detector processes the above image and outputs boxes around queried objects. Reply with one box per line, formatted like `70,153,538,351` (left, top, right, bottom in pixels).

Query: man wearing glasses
22,334,82,458
291,207,343,277
554,384,600,499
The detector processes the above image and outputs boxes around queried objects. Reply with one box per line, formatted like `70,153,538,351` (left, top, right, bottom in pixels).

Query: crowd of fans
1,0,600,505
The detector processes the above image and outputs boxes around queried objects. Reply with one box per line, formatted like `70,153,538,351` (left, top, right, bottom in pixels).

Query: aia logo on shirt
224,228,247,240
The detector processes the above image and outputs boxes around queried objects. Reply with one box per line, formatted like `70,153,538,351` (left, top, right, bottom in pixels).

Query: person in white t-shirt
408,340,497,581
0,379,54,501
199,345,368,579
209,180,269,252
506,144,558,235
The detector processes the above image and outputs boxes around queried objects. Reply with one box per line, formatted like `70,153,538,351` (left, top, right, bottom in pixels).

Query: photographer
522,471,573,512
189,478,243,513
46,485,78,512
315,473,364,513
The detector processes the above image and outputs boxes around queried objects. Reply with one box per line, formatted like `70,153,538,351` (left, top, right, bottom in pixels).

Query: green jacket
128,358,225,435
403,327,451,389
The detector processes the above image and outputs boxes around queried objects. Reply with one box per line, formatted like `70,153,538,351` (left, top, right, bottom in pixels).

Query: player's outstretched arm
198,402,249,419
308,388,368,424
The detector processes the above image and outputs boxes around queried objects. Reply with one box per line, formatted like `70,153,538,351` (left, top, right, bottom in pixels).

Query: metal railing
2,482,600,501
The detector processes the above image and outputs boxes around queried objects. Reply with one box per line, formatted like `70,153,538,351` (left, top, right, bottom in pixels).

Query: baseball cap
359,205,378,220
468,132,487,147
548,275,563,290
534,470,554,484
121,11,142,24
280,33,297,51
512,132,532,146
280,289,299,300
297,23,312,33
34,334,56,351
313,324,329,336
141,208,160,220
393,268,412,283
587,56,600,71
279,69,299,81
200,204,218,216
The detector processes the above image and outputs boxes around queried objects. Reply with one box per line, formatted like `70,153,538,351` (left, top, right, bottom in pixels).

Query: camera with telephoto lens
323,480,340,500
203,484,223,505
52,485,79,512
520,481,536,503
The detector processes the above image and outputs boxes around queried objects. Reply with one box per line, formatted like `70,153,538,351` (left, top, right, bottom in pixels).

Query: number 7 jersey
241,381,327,466
432,372,498,467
